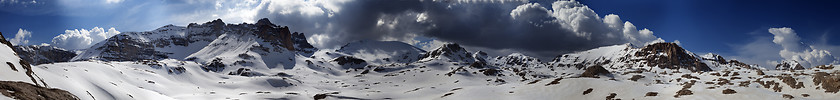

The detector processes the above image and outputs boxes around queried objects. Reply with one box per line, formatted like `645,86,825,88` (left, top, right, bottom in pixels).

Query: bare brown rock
812,72,840,93
0,81,78,100
6,62,16,71
580,65,610,78
815,65,834,69
606,93,617,100
314,93,328,100
645,92,657,97
782,94,794,99
674,89,693,98
332,56,366,65
545,78,564,86
681,74,700,80
777,75,804,89
582,88,593,95
722,89,736,94
634,43,711,72
629,75,644,81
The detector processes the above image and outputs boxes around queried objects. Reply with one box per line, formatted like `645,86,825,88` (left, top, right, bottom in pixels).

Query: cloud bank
51,27,120,50
238,0,662,59
769,27,838,67
7,28,32,45
6,0,664,60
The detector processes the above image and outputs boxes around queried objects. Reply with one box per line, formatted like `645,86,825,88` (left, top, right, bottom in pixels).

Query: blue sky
2,0,839,68
579,0,840,56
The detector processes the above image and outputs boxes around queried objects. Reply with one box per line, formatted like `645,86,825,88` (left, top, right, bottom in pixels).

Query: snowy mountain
333,40,426,64
5,19,840,100
0,32,77,100
13,44,77,65
776,60,805,70
72,18,317,62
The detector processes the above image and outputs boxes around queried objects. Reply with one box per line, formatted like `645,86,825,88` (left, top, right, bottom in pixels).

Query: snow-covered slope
0,32,77,100
333,40,426,64
0,33,48,87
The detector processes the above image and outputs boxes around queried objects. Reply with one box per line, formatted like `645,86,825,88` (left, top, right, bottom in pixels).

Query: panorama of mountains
0,18,839,100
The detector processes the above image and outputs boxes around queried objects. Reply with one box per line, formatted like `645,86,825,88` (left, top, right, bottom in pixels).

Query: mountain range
1,18,839,100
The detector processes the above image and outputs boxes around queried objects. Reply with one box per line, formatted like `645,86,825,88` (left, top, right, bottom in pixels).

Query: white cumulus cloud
51,27,120,50
7,28,32,45
769,27,838,68
105,0,123,4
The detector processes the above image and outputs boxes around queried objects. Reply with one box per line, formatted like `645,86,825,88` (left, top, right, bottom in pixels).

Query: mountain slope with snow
8,19,840,100
14,44,78,65
0,32,78,100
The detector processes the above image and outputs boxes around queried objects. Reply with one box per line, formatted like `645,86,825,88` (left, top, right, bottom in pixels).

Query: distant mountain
13,45,77,65
72,18,318,71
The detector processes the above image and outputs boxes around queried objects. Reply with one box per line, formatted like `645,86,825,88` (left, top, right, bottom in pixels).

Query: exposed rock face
84,34,170,61
0,32,12,48
0,81,78,100
228,68,262,76
775,61,805,70
421,43,473,62
333,56,366,65
202,58,226,72
494,53,542,67
722,89,737,94
812,72,840,93
75,18,319,62
255,18,295,51
701,53,728,64
13,45,77,65
635,43,711,72
332,56,367,69
580,65,610,78
292,32,317,56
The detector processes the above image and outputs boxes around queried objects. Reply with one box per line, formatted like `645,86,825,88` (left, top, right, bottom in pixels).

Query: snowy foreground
20,43,840,100
3,19,840,100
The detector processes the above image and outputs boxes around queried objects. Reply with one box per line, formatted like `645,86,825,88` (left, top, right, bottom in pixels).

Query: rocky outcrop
292,32,317,56
80,34,170,61
421,43,473,62
0,33,11,48
635,43,711,72
201,58,226,72
580,65,610,78
13,45,77,65
255,18,295,51
333,56,366,66
0,81,78,100
228,68,262,76
775,60,805,70
812,72,840,93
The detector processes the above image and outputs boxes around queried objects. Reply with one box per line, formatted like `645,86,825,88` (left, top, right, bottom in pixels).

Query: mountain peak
635,42,711,72
776,60,805,70
204,18,226,27
421,43,474,62
256,18,275,26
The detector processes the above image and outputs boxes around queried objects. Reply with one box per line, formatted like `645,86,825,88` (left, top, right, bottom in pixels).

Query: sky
2,0,839,69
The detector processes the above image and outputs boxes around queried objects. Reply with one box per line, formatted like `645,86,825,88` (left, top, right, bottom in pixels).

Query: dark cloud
253,0,661,60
